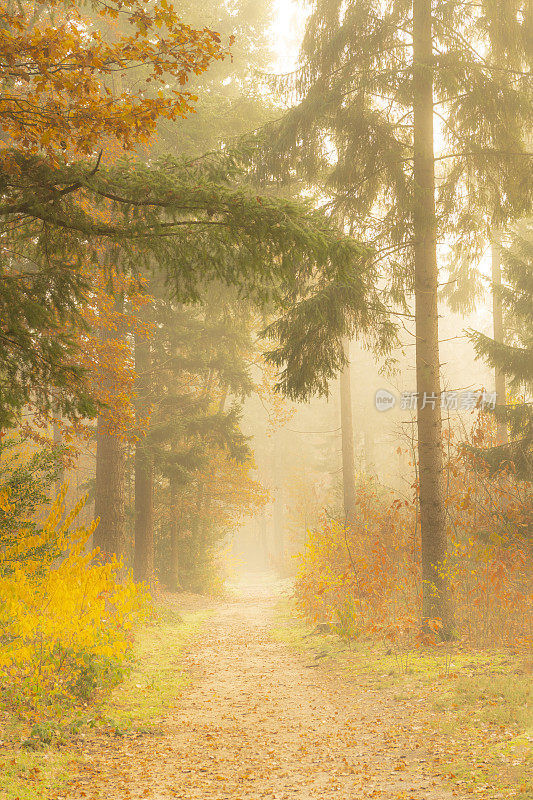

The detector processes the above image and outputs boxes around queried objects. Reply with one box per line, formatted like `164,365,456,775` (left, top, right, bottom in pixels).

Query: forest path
64,575,458,800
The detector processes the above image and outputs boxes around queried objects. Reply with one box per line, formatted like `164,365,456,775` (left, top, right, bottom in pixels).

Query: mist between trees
0,0,531,797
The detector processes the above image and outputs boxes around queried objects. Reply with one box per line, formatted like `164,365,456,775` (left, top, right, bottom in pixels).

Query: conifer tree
340,339,357,526
260,0,531,634
468,220,533,481
93,302,127,561
77,0,388,570
136,282,256,587
0,149,387,431
133,321,155,583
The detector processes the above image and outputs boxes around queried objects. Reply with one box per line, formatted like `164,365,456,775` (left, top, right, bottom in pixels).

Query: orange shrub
294,417,532,650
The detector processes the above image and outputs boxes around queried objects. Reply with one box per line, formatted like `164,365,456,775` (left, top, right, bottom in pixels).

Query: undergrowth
0,601,206,800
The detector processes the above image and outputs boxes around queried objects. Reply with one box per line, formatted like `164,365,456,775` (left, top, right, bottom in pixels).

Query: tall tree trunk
94,420,125,558
492,238,508,445
260,507,268,569
94,296,126,561
53,411,65,491
271,435,285,570
413,0,453,636
340,338,358,525
219,384,229,413
133,328,154,584
364,429,375,475
169,476,181,591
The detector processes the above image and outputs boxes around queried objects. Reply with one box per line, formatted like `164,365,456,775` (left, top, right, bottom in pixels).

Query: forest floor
46,573,529,800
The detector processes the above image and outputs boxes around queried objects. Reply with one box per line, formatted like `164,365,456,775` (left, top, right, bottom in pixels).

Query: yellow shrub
0,488,149,717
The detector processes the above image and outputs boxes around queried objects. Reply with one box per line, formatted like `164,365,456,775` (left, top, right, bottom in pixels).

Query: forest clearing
0,0,531,798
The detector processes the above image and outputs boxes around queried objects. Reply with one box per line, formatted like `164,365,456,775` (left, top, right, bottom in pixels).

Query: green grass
0,749,72,800
274,597,533,800
101,606,209,733
0,601,207,800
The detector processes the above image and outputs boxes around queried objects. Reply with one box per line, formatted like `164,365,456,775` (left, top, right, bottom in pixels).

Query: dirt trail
65,578,458,800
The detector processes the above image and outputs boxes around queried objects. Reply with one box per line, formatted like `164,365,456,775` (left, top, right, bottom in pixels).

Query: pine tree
81,0,387,571
140,282,256,589
133,322,155,583
0,0,388,433
0,146,388,432
155,0,276,158
0,226,97,429
259,0,531,634
468,220,533,480
340,339,358,526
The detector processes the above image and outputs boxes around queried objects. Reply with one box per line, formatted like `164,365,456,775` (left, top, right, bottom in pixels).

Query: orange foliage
295,415,532,650
0,0,230,163
198,449,267,528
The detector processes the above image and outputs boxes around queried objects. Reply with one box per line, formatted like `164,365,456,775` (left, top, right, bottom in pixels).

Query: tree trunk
133,328,154,584
169,476,181,591
364,429,376,475
94,417,126,559
413,0,454,636
271,436,285,570
340,338,358,525
492,239,508,445
53,412,65,491
94,296,126,561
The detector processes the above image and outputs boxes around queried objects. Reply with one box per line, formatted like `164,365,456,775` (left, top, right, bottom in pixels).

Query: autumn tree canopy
0,0,231,162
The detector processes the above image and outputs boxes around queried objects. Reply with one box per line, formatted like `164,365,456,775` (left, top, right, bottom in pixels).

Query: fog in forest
0,0,531,797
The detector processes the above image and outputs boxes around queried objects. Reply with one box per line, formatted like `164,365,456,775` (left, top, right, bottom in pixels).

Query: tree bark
340,338,358,525
491,239,508,445
52,412,65,491
364,429,376,475
94,420,125,558
93,296,126,561
169,476,181,591
413,0,454,636
272,435,285,570
133,328,154,584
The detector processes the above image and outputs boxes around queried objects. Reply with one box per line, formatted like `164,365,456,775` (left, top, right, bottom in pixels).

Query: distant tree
438,2,532,447
340,339,357,526
156,0,276,158
468,220,533,481
133,310,155,584
133,281,258,587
